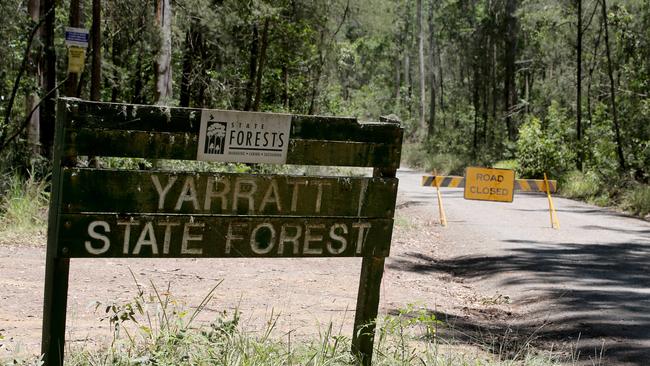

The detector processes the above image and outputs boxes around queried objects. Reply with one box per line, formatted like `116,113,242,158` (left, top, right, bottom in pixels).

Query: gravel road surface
2,168,650,365
397,169,650,365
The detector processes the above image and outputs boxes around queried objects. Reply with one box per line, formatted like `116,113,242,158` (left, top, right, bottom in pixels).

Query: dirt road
397,169,650,365
2,168,649,365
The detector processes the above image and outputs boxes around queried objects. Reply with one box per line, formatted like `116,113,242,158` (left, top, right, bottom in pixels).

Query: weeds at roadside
0,278,598,366
0,170,49,244
621,184,650,217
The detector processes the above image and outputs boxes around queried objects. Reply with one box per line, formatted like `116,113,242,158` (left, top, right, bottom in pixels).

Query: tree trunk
472,64,480,157
394,56,401,113
110,28,122,102
503,0,517,141
282,65,289,109
308,29,326,115
155,0,173,103
253,18,271,112
39,0,56,159
601,0,626,171
427,0,436,139
65,0,81,97
180,20,200,108
26,0,41,156
416,0,426,135
244,23,259,111
90,0,101,101
576,0,583,171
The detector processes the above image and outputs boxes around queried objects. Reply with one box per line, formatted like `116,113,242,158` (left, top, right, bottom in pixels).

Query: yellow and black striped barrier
421,176,557,193
421,173,560,229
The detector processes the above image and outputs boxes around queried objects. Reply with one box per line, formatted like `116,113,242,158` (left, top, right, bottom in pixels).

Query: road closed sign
464,166,515,202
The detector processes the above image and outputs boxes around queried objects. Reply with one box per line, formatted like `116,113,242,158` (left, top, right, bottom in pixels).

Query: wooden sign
42,98,403,366
463,166,515,202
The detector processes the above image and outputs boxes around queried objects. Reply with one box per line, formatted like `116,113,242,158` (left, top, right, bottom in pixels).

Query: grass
559,170,602,201
621,184,650,217
0,278,585,366
0,171,49,244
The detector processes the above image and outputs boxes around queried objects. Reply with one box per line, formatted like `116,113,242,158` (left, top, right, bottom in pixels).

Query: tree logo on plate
204,120,227,155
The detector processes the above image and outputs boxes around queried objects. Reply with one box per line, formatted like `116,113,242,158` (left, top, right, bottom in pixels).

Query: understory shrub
425,153,466,176
621,185,650,217
516,103,575,178
560,170,602,200
0,172,49,236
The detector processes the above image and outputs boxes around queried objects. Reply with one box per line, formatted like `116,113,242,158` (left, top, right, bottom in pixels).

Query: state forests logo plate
197,110,292,164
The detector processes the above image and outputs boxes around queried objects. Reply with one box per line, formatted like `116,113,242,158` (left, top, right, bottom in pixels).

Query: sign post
41,98,402,366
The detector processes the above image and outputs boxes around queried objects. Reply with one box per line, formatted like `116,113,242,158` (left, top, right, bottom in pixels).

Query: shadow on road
387,241,650,365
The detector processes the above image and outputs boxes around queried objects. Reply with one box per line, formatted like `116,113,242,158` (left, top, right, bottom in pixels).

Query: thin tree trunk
472,64,480,157
39,0,56,159
65,0,81,97
503,0,517,141
110,29,122,102
427,0,436,139
244,23,259,111
394,56,401,113
308,29,325,115
90,0,101,101
576,0,584,171
437,40,444,114
155,0,173,103
180,20,200,108
282,65,289,109
253,18,270,112
586,14,603,124
417,0,426,135
27,0,41,156
491,40,497,122
601,0,626,171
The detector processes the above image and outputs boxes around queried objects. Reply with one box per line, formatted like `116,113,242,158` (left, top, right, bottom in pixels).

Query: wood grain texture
58,214,393,258
60,168,398,218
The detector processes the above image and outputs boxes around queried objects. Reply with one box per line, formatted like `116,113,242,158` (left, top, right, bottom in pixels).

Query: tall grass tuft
425,153,466,176
2,281,580,366
559,170,601,200
0,171,49,241
622,185,650,217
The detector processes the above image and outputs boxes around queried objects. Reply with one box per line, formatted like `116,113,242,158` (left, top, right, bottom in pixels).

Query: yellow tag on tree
464,166,515,202
67,46,86,74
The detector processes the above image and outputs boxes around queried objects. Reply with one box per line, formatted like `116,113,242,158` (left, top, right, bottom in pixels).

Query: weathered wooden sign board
42,98,402,366
464,166,515,202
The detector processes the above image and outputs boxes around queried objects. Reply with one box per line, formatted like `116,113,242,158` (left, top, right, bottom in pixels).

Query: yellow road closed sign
464,166,515,202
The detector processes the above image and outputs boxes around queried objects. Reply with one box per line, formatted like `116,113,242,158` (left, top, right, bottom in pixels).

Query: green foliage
0,171,49,239
493,160,519,175
516,104,575,179
425,153,467,176
401,143,429,169
559,170,602,200
621,185,650,217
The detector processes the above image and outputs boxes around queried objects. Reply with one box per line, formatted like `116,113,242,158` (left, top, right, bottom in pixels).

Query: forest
0,0,649,216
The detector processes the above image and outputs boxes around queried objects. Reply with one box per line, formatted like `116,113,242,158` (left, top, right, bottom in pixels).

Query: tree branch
2,4,55,134
0,77,68,153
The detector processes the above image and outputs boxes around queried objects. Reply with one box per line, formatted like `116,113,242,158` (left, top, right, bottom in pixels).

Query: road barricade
421,169,559,229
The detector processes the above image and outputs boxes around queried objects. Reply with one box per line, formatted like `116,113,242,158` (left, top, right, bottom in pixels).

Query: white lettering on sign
196,110,292,164
84,221,111,255
150,174,337,215
81,219,375,256
182,223,204,255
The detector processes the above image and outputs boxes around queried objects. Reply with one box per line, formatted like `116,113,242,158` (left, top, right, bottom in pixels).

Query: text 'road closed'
464,167,515,203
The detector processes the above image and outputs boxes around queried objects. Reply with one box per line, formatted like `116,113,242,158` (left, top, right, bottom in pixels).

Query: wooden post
39,99,403,366
41,100,74,366
352,167,395,365
544,173,560,229
434,176,448,227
